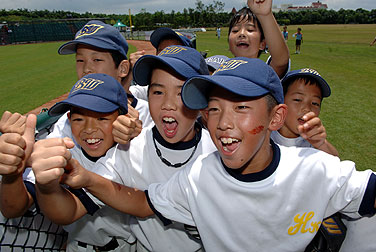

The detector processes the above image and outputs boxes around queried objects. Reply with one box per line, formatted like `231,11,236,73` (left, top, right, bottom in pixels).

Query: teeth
163,117,176,123
220,137,239,144
86,138,101,144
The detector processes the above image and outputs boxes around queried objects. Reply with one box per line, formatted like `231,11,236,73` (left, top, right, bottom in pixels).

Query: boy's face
279,79,322,138
228,16,265,58
207,87,275,174
148,67,199,144
68,107,118,157
75,44,120,81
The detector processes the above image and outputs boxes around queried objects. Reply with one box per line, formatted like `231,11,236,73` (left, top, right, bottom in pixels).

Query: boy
129,27,195,102
1,73,136,251
228,0,290,78
42,57,376,251
51,19,151,144
31,46,216,252
282,25,288,42
271,68,339,156
293,27,303,54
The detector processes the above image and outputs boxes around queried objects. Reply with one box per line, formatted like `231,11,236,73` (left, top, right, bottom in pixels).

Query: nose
83,118,98,134
161,94,177,111
217,109,234,131
82,61,93,76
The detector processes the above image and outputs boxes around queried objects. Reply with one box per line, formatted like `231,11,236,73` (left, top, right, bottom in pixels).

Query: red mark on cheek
248,125,264,135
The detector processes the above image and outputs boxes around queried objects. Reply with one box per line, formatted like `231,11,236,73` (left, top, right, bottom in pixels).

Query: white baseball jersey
130,84,149,101
271,130,313,148
93,124,217,252
24,145,135,247
147,142,375,252
339,172,376,252
47,96,153,141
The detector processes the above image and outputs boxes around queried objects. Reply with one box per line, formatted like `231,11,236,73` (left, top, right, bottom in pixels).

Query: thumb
63,137,75,149
23,114,36,143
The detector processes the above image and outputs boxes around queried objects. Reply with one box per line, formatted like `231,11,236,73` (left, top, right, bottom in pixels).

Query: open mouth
83,138,103,149
236,41,249,48
162,116,178,138
297,117,306,125
220,137,240,153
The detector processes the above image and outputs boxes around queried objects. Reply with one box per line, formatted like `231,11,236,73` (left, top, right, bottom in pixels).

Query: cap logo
159,46,187,56
72,77,104,93
206,57,227,65
175,31,184,36
214,59,248,74
300,68,321,77
75,24,104,39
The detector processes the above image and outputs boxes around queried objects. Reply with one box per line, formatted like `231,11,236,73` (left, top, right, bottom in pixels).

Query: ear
259,39,266,51
117,60,130,79
268,104,287,131
199,109,209,128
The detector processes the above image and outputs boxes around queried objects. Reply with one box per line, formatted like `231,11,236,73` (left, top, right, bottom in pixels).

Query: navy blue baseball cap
133,45,209,86
282,68,331,98
182,57,284,110
58,20,128,59
48,73,128,116
150,27,193,49
205,55,230,72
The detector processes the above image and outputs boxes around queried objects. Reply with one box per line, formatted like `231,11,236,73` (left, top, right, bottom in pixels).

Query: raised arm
62,160,153,218
0,114,35,218
30,137,87,225
248,0,289,78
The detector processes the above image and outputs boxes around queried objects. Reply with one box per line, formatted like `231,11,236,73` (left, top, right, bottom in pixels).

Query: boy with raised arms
35,57,376,251
0,73,137,251
31,46,216,252
228,0,290,78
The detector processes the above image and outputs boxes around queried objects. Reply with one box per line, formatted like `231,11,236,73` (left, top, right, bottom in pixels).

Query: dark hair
109,49,127,68
283,77,323,100
264,94,278,112
228,7,265,57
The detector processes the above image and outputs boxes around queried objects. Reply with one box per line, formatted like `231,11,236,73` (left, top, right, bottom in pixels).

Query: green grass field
0,24,375,170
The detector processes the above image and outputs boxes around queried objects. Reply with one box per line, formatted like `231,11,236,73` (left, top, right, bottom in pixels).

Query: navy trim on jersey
152,123,202,150
358,173,376,217
67,187,100,215
24,180,40,212
145,190,173,226
127,93,138,109
81,148,101,162
223,140,280,182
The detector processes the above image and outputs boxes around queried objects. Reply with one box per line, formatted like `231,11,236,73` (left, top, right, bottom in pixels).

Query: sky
0,0,374,15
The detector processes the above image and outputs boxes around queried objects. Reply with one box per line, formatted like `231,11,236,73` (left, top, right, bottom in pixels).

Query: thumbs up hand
0,114,36,178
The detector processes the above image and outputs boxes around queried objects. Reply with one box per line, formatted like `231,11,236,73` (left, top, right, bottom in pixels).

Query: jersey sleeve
147,166,195,226
328,160,374,219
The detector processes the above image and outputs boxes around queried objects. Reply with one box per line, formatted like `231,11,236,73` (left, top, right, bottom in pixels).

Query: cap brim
133,55,199,86
58,38,126,58
48,94,120,116
182,75,270,110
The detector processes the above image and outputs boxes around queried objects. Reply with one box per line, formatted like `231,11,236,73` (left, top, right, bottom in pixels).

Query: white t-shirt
93,125,217,252
24,145,135,247
271,130,312,148
130,84,149,101
339,172,376,252
148,142,374,252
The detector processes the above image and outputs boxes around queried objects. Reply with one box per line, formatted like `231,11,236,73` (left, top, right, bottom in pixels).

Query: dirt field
26,40,155,116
